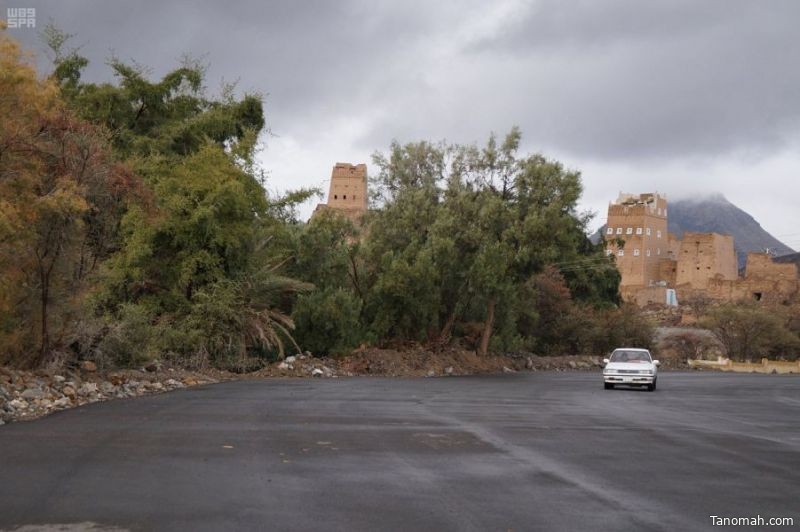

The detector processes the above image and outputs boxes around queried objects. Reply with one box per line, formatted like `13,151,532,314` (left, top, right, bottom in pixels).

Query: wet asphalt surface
1,372,799,532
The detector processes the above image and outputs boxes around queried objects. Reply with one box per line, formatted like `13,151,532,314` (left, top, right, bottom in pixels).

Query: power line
549,256,616,267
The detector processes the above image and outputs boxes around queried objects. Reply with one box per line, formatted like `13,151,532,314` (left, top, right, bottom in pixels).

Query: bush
702,302,800,361
96,304,158,367
660,331,721,361
184,272,308,367
595,304,656,354
293,288,364,357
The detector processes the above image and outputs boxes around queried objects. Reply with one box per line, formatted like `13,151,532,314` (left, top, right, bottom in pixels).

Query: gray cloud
358,0,800,159
5,0,799,235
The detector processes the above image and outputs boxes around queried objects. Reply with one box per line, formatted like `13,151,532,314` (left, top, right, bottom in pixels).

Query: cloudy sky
6,0,800,248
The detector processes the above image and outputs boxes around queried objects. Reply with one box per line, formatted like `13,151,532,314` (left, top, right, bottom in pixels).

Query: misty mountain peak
668,196,793,267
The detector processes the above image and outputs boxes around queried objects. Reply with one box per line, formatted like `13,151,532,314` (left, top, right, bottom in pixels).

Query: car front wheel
647,379,657,392
604,382,614,390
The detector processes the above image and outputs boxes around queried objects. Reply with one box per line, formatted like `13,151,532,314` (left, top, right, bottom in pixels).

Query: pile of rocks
261,353,340,378
0,363,221,425
523,354,605,371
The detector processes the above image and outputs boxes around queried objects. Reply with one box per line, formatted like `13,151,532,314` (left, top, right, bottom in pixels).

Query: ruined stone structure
604,192,799,306
698,253,800,304
674,232,738,289
313,162,368,223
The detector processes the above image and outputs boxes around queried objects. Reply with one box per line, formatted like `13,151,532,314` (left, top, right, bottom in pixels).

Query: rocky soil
249,349,608,379
1,349,688,426
0,361,229,426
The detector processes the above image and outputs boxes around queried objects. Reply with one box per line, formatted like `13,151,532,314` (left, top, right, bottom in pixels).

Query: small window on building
353,195,356,200
626,227,633,235
664,209,667,217
636,227,643,235
334,195,338,199
343,195,347,199
646,249,651,257
657,230,662,238
658,208,662,215
657,248,661,255
607,227,614,235
606,249,613,256
633,249,640,256
646,228,651,236
616,228,623,235
617,250,624,257
753,292,762,301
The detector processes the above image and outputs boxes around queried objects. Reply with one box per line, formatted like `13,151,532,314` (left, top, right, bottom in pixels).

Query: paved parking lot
1,372,799,531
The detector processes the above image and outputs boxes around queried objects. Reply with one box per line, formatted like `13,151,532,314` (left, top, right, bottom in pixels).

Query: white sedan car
602,348,660,391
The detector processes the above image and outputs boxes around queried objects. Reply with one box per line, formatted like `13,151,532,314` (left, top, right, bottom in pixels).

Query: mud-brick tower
604,192,669,290
318,162,368,222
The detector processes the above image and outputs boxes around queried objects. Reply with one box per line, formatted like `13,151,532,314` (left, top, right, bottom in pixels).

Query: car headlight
641,370,654,375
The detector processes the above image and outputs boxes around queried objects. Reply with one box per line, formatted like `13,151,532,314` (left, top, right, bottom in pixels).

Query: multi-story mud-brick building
604,192,671,290
313,162,368,223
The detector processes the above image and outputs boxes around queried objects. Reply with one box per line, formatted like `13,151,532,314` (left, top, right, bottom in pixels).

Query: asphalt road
1,372,799,532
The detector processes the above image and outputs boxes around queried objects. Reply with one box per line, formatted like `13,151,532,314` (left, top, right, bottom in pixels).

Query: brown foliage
661,332,720,361
0,30,143,367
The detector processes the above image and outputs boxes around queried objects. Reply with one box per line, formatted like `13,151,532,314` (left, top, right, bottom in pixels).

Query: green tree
40,26,307,366
703,303,799,361
293,288,363,357
363,129,620,354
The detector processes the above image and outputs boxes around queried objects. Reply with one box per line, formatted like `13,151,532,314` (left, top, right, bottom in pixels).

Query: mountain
667,194,794,268
590,194,794,269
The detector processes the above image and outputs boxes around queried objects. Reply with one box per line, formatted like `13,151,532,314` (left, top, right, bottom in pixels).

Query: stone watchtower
313,162,368,223
327,163,368,212
604,192,669,289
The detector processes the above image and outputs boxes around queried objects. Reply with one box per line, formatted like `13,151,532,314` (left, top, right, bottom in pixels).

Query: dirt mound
248,348,607,378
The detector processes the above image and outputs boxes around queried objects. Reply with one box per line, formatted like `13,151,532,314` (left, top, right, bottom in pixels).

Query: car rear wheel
604,382,614,390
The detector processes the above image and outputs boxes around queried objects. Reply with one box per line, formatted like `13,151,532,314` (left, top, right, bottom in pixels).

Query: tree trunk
478,296,496,357
431,310,458,351
439,311,457,343
39,271,49,363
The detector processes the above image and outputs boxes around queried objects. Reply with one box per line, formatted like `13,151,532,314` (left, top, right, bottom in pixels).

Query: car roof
612,348,650,352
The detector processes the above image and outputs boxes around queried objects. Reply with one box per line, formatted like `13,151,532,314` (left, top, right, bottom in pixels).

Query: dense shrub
702,302,800,361
293,288,364,357
96,304,158,367
660,332,721,361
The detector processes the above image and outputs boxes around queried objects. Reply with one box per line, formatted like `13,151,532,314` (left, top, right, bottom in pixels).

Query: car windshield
610,350,651,363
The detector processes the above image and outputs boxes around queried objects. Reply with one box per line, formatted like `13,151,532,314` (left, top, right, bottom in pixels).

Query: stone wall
709,253,798,303
624,286,673,306
745,252,798,280
688,357,800,374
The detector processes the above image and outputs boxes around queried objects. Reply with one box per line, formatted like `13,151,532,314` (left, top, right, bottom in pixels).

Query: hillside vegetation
1,27,656,371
